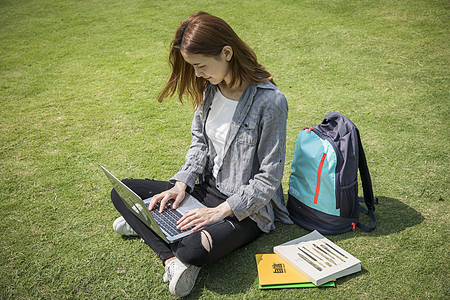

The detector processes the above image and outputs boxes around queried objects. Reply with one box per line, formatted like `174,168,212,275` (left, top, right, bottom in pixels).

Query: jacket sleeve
170,108,208,191
226,89,288,221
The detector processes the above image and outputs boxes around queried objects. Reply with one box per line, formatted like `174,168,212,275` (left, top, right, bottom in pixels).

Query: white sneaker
112,216,137,236
163,258,201,297
113,204,149,236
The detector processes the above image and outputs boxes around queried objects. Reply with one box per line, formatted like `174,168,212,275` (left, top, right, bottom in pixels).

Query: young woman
110,11,292,297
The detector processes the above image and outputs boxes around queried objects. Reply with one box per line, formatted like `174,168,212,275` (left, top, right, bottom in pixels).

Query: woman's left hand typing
177,201,233,232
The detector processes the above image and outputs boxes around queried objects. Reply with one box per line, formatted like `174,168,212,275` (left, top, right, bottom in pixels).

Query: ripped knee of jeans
200,230,213,253
226,219,236,230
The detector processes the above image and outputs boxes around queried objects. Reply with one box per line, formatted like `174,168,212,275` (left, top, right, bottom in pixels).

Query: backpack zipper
314,153,327,204
312,128,343,208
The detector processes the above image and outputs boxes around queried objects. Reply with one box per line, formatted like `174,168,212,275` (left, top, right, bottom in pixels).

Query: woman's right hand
149,181,188,213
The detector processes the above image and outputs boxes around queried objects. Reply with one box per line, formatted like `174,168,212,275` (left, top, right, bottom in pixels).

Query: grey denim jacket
171,81,293,232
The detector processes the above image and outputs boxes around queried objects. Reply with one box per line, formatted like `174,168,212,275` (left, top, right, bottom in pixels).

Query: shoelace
163,261,176,282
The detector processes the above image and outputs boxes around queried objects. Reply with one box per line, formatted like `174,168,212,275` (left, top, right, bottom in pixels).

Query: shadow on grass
333,195,425,239
187,195,423,297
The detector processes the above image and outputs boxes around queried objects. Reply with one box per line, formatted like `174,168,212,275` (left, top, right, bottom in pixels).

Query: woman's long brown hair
157,12,274,107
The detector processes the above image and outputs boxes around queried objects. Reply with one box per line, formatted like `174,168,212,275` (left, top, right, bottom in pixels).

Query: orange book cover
256,254,311,285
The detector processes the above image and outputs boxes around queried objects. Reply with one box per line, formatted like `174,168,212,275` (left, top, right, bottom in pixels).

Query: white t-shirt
205,89,239,178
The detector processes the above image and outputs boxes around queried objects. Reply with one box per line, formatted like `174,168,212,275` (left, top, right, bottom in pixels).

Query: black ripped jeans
110,176,263,267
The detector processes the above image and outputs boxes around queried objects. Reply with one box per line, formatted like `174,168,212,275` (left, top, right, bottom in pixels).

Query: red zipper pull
301,126,313,133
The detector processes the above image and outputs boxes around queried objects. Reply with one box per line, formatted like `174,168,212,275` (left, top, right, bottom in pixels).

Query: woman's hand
177,201,233,232
149,181,188,213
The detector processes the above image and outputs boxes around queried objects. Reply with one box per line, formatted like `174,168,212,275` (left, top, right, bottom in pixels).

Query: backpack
287,112,377,234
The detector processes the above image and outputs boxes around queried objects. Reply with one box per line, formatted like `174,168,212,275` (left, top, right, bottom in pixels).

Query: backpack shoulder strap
356,128,377,232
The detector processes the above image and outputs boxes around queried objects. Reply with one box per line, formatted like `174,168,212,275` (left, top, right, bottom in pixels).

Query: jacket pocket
235,116,258,145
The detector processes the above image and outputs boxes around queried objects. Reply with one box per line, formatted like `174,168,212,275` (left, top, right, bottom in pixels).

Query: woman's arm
170,107,209,191
149,108,208,212
176,201,233,231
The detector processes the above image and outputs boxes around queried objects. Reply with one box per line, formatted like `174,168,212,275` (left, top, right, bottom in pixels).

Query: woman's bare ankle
164,257,176,266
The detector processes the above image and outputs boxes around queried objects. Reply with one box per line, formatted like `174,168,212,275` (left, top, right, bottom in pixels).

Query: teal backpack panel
289,129,340,216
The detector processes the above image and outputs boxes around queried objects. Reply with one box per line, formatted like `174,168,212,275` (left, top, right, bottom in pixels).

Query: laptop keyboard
150,201,193,236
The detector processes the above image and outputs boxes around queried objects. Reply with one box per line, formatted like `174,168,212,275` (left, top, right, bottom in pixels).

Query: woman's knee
175,231,212,267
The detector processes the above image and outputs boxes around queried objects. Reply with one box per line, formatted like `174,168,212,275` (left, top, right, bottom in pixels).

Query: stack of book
256,230,361,289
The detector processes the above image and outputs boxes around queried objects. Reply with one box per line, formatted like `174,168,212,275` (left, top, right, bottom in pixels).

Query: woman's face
181,46,233,86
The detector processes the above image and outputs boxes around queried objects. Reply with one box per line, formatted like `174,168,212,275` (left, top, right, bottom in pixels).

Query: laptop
101,165,209,243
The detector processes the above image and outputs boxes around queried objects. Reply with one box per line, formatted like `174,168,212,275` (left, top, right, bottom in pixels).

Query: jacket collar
202,81,275,118
202,81,276,160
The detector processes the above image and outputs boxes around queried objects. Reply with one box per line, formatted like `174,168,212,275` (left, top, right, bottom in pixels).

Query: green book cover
259,281,335,289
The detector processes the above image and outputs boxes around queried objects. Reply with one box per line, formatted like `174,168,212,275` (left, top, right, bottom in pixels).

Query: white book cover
273,230,361,286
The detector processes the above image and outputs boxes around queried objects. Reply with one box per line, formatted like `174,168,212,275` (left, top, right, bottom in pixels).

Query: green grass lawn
1,0,448,299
